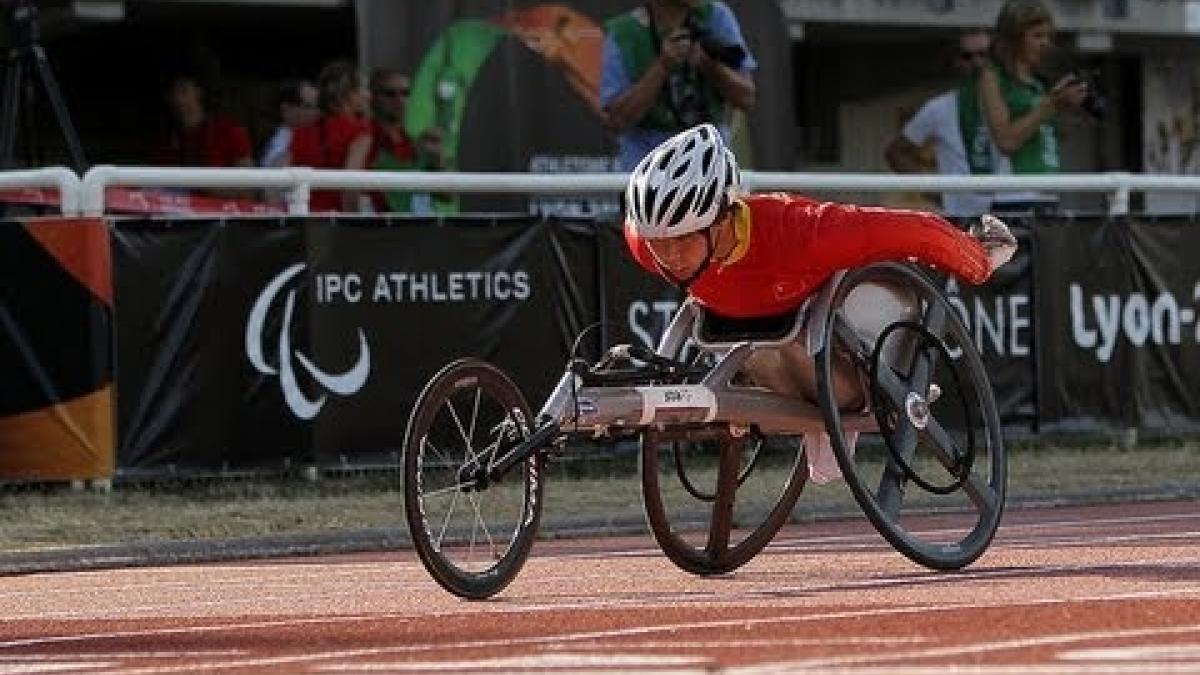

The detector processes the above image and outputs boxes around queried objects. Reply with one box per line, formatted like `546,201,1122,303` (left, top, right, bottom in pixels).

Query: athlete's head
626,123,740,240
625,124,741,286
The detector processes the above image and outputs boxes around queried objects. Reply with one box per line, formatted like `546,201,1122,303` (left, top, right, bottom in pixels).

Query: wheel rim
404,360,541,595
819,263,1006,569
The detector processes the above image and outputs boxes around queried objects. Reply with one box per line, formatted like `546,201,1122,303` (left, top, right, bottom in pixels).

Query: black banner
113,216,610,470
1035,217,1200,433
108,212,1200,473
940,223,1037,429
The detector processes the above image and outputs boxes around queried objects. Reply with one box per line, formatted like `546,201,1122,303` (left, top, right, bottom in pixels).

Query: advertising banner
0,218,114,479
940,223,1036,428
112,216,609,471
355,0,795,214
105,212,1200,473
1035,217,1200,433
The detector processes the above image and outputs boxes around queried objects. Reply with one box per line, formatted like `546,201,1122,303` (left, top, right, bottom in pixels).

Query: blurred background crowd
2,0,1197,214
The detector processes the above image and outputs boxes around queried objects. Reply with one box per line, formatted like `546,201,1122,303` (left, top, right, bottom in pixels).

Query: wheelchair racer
623,123,1017,482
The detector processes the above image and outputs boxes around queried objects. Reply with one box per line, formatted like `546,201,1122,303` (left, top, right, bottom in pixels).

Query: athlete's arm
793,200,992,285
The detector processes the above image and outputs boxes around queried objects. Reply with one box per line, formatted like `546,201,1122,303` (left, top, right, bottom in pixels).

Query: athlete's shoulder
743,192,819,211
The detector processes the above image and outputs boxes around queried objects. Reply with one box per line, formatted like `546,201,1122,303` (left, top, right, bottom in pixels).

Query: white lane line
1004,531,1200,549
0,664,117,674
315,652,712,671
761,665,1200,674
0,567,430,601
543,637,931,649
0,653,246,661
1060,644,1200,661
503,557,1200,615
730,624,1200,673
516,509,1200,564
0,653,247,661
0,616,403,650
71,585,1200,674
7,551,1199,623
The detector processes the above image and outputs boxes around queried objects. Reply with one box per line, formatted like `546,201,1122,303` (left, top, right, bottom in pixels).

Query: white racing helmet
626,123,741,240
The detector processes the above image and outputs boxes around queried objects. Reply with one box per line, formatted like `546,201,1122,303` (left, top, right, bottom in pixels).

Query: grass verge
0,440,1196,555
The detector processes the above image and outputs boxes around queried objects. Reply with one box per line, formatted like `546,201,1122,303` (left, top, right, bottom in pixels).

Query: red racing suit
624,192,991,318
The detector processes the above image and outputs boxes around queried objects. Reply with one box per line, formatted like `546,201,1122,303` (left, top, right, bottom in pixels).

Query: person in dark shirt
153,76,253,169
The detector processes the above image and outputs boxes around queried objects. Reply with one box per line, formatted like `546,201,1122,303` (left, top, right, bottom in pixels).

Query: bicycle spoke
446,399,480,465
872,362,912,411
422,483,473,499
468,387,481,449
877,421,915,518
421,436,454,467
434,489,460,552
920,417,998,513
467,490,501,560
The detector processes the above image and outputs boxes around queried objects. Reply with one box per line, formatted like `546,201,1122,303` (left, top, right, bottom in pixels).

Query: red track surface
1,499,1198,673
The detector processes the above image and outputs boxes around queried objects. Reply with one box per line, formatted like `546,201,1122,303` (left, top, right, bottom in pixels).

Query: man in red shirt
623,123,1016,482
153,76,253,169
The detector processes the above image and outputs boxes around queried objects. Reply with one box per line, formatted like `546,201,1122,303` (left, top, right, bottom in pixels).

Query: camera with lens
681,13,746,69
1067,69,1107,121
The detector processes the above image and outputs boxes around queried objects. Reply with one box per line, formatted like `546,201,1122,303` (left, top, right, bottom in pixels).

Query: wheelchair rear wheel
816,263,1006,570
402,358,544,599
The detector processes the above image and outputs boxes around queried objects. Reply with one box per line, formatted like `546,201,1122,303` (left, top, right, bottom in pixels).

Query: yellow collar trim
721,198,751,267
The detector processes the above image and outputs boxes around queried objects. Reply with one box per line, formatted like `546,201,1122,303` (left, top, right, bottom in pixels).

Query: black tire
402,358,544,599
640,429,807,576
816,263,1006,570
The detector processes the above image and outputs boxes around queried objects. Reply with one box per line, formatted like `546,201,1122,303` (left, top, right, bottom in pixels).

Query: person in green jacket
600,0,756,171
979,0,1087,177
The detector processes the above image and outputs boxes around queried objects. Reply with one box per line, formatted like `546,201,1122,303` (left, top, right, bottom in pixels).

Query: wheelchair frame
402,263,1007,599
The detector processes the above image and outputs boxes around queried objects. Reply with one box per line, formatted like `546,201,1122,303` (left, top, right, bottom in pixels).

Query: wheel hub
905,391,930,429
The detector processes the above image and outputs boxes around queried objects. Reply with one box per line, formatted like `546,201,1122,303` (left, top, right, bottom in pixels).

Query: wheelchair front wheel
402,358,544,599
816,263,1006,570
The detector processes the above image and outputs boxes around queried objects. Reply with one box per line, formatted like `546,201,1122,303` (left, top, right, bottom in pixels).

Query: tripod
0,0,87,172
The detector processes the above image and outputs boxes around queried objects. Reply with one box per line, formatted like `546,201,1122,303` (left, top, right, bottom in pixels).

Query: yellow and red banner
0,217,114,479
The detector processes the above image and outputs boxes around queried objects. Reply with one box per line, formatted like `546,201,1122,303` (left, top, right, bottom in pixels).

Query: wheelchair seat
693,303,807,348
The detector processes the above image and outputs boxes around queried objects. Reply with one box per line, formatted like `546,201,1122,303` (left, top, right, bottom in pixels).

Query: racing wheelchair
402,262,1006,599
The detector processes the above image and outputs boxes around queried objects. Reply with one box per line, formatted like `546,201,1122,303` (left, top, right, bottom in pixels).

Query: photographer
979,0,1088,195
601,0,756,171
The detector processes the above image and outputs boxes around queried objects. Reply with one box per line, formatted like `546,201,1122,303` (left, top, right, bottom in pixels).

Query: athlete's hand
971,214,1017,274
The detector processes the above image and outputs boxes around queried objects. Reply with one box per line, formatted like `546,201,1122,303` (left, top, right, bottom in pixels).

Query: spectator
152,75,253,169
600,0,756,172
979,0,1087,208
287,60,372,212
885,31,996,217
260,79,319,168
345,69,452,214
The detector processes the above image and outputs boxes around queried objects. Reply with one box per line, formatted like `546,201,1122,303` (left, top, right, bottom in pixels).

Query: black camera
1068,69,1107,121
682,14,746,69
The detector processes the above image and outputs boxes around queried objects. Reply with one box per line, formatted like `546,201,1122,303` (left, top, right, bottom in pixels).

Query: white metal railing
4,165,1200,217
0,167,82,215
